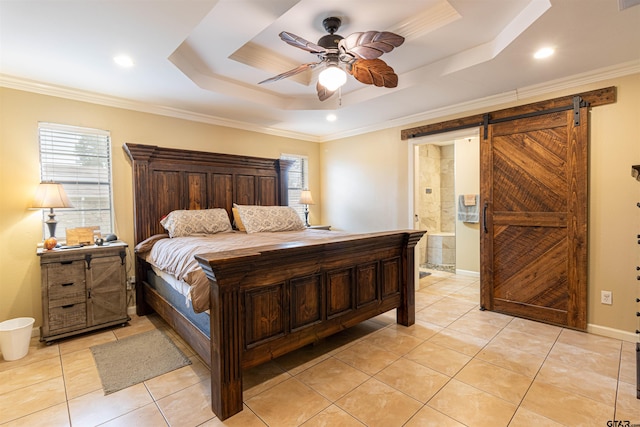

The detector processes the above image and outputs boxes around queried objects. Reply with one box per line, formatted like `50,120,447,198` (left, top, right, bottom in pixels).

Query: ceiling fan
258,17,405,101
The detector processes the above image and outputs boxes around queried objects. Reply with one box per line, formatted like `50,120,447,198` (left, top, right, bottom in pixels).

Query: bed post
276,159,294,206
123,143,157,316
197,252,256,420
397,231,425,326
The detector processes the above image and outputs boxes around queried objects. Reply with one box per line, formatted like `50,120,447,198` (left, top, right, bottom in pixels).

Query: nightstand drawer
48,289,85,308
45,261,85,286
46,262,86,306
49,302,87,332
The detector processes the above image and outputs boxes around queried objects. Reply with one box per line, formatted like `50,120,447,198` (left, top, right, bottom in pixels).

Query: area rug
91,329,192,395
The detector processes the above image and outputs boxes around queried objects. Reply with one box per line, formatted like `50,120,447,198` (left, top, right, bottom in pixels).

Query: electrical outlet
126,276,135,291
600,290,612,305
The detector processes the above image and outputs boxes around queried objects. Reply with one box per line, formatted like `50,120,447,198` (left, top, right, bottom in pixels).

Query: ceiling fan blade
339,31,405,60
316,82,335,101
258,62,319,84
350,58,399,88
279,31,326,54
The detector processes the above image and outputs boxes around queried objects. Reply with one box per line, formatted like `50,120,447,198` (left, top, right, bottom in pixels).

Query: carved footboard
196,230,425,420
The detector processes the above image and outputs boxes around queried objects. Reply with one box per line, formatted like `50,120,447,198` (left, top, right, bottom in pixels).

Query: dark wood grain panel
211,174,233,213
186,172,207,210
493,212,567,227
152,170,180,226
355,263,377,308
566,107,589,329
291,275,322,330
244,285,285,347
235,175,256,205
258,176,277,206
381,257,401,297
327,269,353,317
493,227,568,310
492,118,568,213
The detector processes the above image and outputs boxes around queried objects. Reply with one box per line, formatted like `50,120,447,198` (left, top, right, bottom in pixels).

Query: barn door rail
400,86,614,141
481,96,589,139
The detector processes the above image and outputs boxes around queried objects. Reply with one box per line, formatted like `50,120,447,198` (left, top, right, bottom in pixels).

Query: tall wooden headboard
123,143,293,244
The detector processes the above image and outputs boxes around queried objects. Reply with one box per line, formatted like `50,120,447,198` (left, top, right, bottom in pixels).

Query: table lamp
31,181,73,249
299,190,314,227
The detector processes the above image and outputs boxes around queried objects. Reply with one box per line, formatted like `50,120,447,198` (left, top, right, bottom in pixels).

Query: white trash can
0,317,35,361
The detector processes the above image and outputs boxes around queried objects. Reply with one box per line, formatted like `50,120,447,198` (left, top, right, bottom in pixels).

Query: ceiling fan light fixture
318,65,347,91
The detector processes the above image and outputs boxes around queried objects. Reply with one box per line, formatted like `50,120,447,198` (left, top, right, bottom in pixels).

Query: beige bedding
136,229,351,313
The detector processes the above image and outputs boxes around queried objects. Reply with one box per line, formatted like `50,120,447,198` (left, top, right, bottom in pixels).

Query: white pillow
160,209,232,237
234,204,305,233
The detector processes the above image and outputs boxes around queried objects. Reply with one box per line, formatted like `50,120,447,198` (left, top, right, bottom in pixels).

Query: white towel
458,195,479,223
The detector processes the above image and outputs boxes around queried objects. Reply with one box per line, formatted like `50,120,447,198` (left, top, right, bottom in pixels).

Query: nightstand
307,225,331,230
37,242,130,343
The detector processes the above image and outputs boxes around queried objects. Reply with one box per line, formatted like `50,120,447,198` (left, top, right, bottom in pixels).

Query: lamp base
45,208,58,238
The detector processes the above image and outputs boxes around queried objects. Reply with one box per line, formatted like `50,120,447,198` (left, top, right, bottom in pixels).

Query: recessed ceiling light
113,55,134,67
326,114,337,122
533,47,554,59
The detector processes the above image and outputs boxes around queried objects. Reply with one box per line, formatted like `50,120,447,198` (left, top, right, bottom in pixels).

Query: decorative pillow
232,207,246,232
234,204,305,233
160,209,232,237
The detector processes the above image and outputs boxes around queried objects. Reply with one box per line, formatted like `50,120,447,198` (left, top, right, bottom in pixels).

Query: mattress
146,266,211,337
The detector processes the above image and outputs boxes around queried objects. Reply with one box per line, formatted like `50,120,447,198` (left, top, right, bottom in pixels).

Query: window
280,154,309,220
38,123,114,239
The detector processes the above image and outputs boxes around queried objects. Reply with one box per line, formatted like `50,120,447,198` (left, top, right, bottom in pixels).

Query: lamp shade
299,190,314,205
318,66,347,92
30,182,73,209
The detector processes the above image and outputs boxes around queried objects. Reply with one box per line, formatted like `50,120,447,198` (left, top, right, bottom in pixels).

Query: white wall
321,128,410,232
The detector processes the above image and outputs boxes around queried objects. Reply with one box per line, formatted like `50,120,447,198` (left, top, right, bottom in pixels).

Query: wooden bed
124,143,425,420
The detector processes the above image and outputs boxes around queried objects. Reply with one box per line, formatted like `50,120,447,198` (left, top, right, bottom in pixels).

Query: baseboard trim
128,306,137,316
455,269,480,277
587,323,637,343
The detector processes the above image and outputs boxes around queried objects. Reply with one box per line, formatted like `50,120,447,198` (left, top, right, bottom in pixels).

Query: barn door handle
483,202,488,233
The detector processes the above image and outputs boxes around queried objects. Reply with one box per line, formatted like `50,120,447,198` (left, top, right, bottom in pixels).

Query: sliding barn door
480,106,588,329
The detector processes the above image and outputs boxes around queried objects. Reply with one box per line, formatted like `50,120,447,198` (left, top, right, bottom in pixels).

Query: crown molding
2,59,638,143
0,74,322,142
323,59,639,142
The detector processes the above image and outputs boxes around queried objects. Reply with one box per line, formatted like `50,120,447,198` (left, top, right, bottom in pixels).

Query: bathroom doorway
416,142,456,272
412,131,480,277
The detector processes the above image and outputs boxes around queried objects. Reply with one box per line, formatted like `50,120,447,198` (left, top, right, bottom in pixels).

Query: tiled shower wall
417,144,456,266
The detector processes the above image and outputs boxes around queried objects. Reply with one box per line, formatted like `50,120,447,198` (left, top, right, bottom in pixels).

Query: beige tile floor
1,270,638,426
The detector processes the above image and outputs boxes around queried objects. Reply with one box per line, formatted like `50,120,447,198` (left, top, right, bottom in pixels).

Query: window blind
38,123,114,239
280,154,309,220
